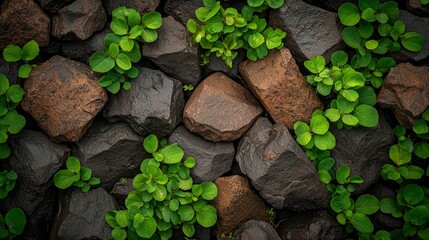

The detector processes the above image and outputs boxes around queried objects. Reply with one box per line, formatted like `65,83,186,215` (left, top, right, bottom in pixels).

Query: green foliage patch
0,170,17,200
2,40,39,78
0,208,26,239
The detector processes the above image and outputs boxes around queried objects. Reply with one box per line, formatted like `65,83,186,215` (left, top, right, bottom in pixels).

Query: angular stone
111,178,134,206
41,0,75,13
105,67,184,137
0,58,19,86
213,175,270,238
377,63,429,128
142,16,201,85
184,72,263,142
407,0,429,15
52,0,107,40
270,0,343,63
52,188,118,240
203,50,245,79
0,130,70,240
103,0,160,16
0,0,51,48
239,48,322,130
21,55,108,142
369,183,404,230
73,121,147,189
277,211,347,240
236,117,329,210
331,115,395,194
234,220,281,240
168,126,235,183
164,0,204,26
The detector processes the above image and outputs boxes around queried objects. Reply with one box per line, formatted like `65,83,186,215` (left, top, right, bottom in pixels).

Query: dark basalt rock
369,183,404,230
164,0,204,26
234,220,281,240
110,178,134,207
103,0,160,16
41,0,75,13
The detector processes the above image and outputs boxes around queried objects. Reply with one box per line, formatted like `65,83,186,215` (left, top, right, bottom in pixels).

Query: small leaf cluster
183,84,194,92
247,0,284,11
0,73,26,160
105,134,218,240
0,208,26,239
90,7,162,94
294,111,336,151
2,40,39,78
0,170,16,200
187,0,286,68
53,156,101,192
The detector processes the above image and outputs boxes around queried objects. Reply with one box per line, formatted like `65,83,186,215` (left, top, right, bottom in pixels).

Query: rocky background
0,0,428,239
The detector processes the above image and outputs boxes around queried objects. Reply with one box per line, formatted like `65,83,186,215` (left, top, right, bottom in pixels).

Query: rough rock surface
236,117,329,210
407,0,429,15
142,16,201,85
105,67,184,137
321,0,358,11
234,220,281,240
73,121,146,189
377,63,429,128
331,115,395,194
0,0,51,48
239,48,322,130
277,211,347,240
110,178,134,206
0,58,19,86
52,0,107,41
41,0,75,13
21,55,108,142
164,0,204,26
204,50,245,79
213,175,270,238
53,188,118,240
0,130,70,240
103,0,160,16
168,126,235,183
369,183,404,230
184,72,263,142
270,0,343,63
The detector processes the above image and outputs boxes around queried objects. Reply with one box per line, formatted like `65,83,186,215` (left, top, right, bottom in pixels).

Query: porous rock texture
21,55,108,142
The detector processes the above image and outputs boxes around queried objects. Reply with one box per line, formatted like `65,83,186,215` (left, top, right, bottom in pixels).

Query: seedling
53,156,100,192
2,40,39,78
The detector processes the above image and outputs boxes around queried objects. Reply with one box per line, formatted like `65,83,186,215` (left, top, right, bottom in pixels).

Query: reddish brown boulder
21,55,108,142
239,48,323,130
183,72,263,142
0,0,51,49
377,63,429,128
213,175,270,238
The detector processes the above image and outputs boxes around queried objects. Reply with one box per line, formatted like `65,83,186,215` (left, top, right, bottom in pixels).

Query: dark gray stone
52,0,107,40
103,0,160,16
105,67,184,137
164,0,204,26
277,211,347,240
203,50,245,79
41,0,75,13
142,16,201,85
110,178,134,206
234,220,281,240
0,58,19,86
53,188,118,240
320,0,358,11
270,0,344,63
236,117,329,210
331,115,395,195
168,126,235,183
0,130,70,240
369,183,404,230
73,121,146,189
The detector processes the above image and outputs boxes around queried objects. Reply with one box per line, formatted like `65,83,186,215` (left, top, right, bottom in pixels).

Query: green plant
421,0,429,5
2,40,39,78
90,7,162,94
53,156,101,192
247,0,284,10
0,208,26,239
183,84,195,91
220,232,235,240
105,134,218,240
187,0,286,68
0,170,16,199
294,111,336,151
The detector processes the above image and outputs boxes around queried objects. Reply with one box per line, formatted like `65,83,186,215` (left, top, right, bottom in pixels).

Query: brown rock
21,55,108,142
214,175,270,238
0,0,50,49
406,0,429,16
239,48,322,130
103,0,160,16
183,72,263,142
377,63,429,128
52,0,107,40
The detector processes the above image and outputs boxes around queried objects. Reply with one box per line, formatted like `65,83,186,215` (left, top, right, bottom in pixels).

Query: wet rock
213,175,271,238
168,126,235,183
406,0,429,16
142,16,201,85
203,50,245,79
0,0,51,48
0,130,70,240
277,211,347,240
236,117,329,210
331,115,395,195
270,0,343,63
110,178,133,206
53,188,118,240
103,0,160,16
164,0,204,26
184,72,263,142
369,183,404,230
105,67,184,137
377,63,429,128
41,0,75,13
234,220,281,240
73,121,146,189
239,48,322,130
21,55,108,142
52,0,107,41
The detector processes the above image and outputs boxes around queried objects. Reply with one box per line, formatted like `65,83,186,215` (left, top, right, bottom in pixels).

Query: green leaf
184,156,196,168
314,131,336,150
403,184,424,205
350,213,374,233
330,193,352,213
112,228,127,240
0,143,11,159
144,134,158,153
404,206,429,226
414,142,429,159
18,64,32,78
296,132,312,146
342,27,362,49
115,210,128,228
107,81,121,94
318,170,332,184
355,194,380,215
401,32,424,52
169,199,180,211
343,72,365,89
318,157,335,171
353,104,379,127
310,115,330,135
141,28,158,43
134,214,157,238
379,1,399,22
178,205,194,221
325,108,341,122
154,185,167,201
182,223,195,238
340,89,359,102
196,205,217,227
6,85,24,103
389,144,412,165
380,198,402,218
5,208,26,235
356,86,376,106
80,167,92,181
331,51,348,66
365,40,379,50
336,166,350,184
2,45,22,62
159,144,184,164
187,19,198,33
359,0,380,11
248,0,264,7
201,182,218,200
376,13,389,24
304,55,325,74
22,40,39,61
115,53,132,70
66,157,81,173
53,170,79,189
266,0,285,9
338,3,361,26
110,18,129,35
413,119,428,134
376,57,396,73
0,74,9,95
248,33,265,48
293,122,310,135
342,114,359,126
119,37,134,52
142,12,162,29
89,52,115,73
